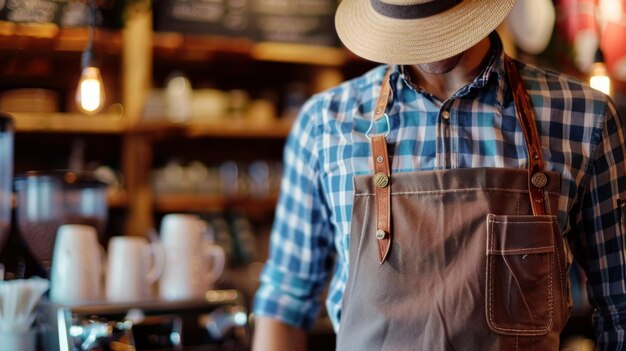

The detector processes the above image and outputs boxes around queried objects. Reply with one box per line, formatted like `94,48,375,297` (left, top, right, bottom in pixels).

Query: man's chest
318,107,589,252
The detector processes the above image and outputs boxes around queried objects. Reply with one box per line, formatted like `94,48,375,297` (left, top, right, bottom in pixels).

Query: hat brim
335,0,517,64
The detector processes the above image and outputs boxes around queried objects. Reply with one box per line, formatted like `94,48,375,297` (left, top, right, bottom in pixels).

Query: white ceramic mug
49,224,104,304
158,214,225,300
106,236,165,302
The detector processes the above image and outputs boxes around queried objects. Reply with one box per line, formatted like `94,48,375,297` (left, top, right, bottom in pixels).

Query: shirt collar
391,31,508,108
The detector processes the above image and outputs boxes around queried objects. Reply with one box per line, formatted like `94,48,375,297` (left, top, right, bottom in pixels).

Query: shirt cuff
253,265,322,330
593,305,626,350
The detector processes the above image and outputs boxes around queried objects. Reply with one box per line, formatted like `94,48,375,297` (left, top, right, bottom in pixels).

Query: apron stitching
554,221,568,321
353,189,561,196
345,196,371,307
490,220,556,224
488,217,495,334
488,247,554,255
548,255,555,329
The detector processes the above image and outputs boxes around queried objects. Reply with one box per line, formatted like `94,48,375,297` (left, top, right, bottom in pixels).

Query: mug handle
203,244,225,287
146,241,166,284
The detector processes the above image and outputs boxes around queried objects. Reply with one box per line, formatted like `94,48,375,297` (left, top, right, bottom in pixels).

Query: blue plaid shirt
254,36,626,349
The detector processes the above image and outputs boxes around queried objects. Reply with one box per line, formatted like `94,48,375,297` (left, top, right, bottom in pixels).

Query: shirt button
441,111,450,120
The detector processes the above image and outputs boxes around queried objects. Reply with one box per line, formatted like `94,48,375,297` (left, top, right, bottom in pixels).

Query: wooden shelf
153,32,254,61
12,112,126,134
10,112,291,137
154,194,278,213
152,32,348,66
251,42,347,66
0,23,122,54
185,119,293,139
11,188,127,209
107,189,128,209
134,119,293,139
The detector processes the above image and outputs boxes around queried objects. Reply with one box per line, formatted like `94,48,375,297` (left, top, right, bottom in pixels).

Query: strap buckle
365,113,391,140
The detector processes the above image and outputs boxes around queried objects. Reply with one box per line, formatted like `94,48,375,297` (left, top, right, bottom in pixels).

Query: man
253,0,626,350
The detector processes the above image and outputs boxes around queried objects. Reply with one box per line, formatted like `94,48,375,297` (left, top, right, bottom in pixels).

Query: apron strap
371,67,394,263
372,135,392,263
374,68,394,121
503,56,547,216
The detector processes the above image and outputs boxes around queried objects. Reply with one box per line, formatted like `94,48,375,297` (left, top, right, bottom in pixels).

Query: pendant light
587,0,619,96
589,48,612,95
75,0,105,114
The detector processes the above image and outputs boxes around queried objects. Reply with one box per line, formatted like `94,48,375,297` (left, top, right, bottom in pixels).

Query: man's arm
252,96,335,346
573,98,626,350
252,317,307,351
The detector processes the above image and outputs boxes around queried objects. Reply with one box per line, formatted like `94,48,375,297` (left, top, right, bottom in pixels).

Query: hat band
370,0,462,19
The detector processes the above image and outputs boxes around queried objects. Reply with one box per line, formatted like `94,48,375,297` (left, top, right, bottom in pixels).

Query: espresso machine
37,289,251,351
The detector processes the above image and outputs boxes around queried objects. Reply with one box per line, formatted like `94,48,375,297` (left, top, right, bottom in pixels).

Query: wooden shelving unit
1,6,356,236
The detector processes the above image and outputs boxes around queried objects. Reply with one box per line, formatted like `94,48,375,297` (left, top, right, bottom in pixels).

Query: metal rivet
441,111,450,120
373,173,389,188
376,156,384,163
375,108,383,114
531,172,548,188
533,153,539,160
376,230,386,240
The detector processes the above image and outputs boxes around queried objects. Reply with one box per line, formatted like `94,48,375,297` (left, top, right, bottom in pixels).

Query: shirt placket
437,99,455,169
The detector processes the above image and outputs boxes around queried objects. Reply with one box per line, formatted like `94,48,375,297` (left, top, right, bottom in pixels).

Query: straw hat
335,0,518,64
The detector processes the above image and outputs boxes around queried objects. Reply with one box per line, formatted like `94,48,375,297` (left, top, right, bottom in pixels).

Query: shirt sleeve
253,96,335,330
572,98,626,350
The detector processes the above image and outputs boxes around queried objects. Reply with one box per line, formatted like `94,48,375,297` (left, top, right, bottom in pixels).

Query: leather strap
374,68,394,120
371,67,394,263
372,135,392,263
504,56,546,216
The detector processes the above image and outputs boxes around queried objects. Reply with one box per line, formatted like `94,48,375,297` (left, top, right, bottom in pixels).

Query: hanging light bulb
75,0,105,114
76,66,105,114
589,48,612,95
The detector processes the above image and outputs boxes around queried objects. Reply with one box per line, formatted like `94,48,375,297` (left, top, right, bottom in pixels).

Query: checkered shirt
253,35,626,350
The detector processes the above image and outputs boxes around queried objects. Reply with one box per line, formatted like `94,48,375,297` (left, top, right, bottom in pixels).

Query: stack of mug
49,214,225,304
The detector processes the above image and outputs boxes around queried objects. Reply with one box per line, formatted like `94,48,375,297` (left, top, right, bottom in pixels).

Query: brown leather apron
335,57,571,351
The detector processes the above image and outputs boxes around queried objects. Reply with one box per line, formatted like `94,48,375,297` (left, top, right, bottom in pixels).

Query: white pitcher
49,224,104,304
158,214,225,300
106,236,165,302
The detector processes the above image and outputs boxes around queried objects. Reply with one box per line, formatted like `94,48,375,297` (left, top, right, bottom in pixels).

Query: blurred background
0,0,623,350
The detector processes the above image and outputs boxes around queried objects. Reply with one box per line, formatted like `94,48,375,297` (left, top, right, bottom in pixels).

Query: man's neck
407,37,492,102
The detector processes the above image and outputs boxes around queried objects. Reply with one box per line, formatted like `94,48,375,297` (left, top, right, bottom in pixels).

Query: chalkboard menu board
0,0,87,27
153,0,340,47
0,0,123,29
153,0,253,38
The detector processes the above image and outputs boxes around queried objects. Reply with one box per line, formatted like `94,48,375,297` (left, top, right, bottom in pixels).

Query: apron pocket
485,214,557,336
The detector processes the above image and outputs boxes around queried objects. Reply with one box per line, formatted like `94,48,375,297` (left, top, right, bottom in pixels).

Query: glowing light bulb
76,66,105,114
589,61,612,96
